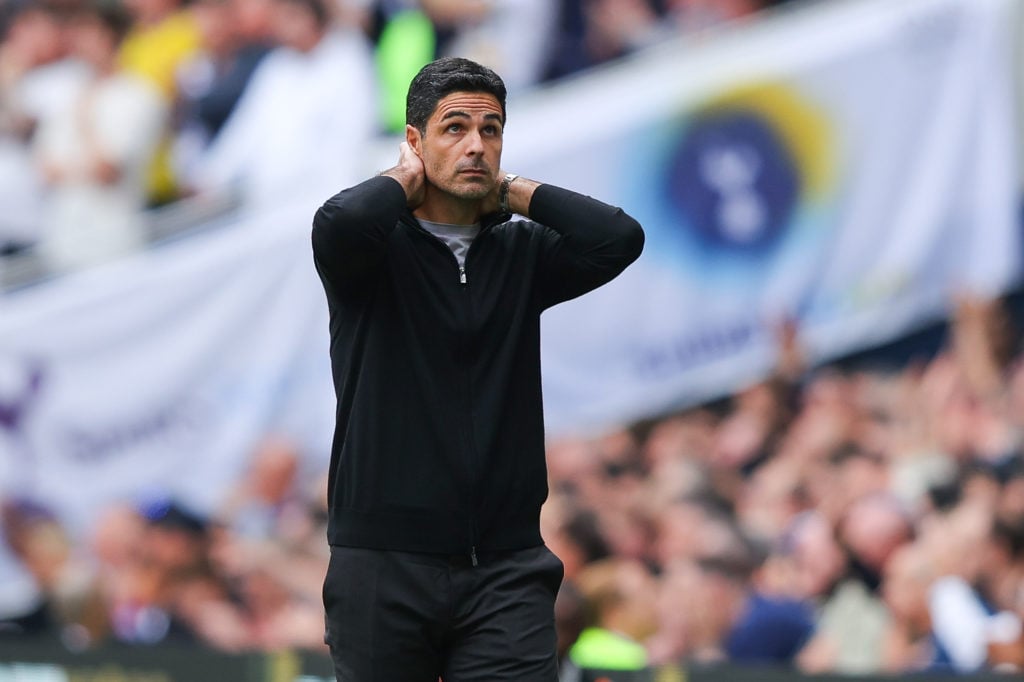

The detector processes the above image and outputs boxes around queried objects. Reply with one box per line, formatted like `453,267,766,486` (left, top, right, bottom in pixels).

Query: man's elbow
617,213,645,265
311,205,332,255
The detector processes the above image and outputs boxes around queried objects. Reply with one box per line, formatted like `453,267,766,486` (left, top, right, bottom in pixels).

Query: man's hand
382,141,425,208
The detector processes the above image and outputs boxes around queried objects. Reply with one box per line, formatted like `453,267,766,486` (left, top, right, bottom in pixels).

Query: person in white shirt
189,0,377,208
0,1,84,254
33,0,167,272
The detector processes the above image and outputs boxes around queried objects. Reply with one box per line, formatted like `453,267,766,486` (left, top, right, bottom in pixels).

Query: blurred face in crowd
840,494,912,574
230,0,274,40
5,7,65,67
123,0,177,25
69,14,118,70
408,91,504,206
788,512,846,599
192,0,236,52
270,0,322,52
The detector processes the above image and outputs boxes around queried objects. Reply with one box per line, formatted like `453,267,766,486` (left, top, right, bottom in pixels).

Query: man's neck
413,187,483,226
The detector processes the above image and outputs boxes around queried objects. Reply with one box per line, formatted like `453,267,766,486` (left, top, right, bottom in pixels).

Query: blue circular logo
666,110,799,253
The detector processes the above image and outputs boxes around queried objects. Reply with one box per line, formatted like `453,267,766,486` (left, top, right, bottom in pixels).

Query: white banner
0,199,336,534
508,0,1021,432
0,0,1020,532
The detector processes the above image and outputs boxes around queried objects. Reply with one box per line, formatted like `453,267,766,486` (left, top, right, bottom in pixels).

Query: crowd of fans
3,293,1024,678
0,0,797,276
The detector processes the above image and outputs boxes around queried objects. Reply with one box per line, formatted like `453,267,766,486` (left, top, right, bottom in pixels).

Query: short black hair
406,57,507,133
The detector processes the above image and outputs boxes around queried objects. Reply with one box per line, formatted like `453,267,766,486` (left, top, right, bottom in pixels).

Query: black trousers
323,544,564,682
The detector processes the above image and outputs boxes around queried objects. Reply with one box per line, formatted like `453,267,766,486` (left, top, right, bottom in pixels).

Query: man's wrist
498,173,518,214
381,166,422,206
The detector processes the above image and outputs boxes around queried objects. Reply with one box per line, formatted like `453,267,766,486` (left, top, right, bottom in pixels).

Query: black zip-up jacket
311,174,644,557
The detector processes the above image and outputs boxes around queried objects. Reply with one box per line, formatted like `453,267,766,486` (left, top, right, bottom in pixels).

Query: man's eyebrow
439,110,503,123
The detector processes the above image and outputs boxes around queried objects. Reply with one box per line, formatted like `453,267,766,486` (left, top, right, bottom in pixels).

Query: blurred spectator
169,0,270,188
369,2,434,133
543,0,664,82
554,580,588,681
423,0,557,93
543,505,612,583
106,498,213,645
0,536,46,638
189,0,377,206
32,0,167,272
217,434,306,541
0,498,105,647
878,542,953,672
660,0,763,34
0,0,81,255
791,493,914,672
119,0,200,96
568,557,656,671
118,0,202,204
838,493,915,595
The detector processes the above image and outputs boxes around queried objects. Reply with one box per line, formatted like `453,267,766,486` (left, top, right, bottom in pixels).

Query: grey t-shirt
418,219,480,267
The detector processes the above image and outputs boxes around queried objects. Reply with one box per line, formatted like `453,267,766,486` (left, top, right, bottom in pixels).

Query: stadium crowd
0,0,796,275
3,0,1024,678
3,292,1024,677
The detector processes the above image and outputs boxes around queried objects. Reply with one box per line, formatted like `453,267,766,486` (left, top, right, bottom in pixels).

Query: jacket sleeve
529,184,645,308
311,175,408,289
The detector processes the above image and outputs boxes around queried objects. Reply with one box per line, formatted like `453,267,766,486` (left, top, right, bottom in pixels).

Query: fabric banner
501,0,1021,432
0,199,337,534
0,0,1020,531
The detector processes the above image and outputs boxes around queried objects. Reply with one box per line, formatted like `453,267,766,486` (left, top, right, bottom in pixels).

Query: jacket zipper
406,216,485,564
460,240,481,566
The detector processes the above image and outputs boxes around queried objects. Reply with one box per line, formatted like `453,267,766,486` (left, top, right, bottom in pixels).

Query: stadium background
1,0,1024,678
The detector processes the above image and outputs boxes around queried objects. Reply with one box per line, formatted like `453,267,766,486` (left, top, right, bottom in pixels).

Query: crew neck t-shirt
418,219,480,267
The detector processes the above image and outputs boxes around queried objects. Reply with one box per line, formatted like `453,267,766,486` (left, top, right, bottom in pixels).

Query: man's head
405,58,508,211
406,57,507,134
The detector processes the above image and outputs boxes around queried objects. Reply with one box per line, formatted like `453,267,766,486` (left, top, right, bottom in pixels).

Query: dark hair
406,57,507,133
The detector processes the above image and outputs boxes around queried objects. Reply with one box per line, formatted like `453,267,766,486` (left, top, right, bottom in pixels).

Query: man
311,56,644,681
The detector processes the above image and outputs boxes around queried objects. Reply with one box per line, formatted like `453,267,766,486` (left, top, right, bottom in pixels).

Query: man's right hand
382,141,425,209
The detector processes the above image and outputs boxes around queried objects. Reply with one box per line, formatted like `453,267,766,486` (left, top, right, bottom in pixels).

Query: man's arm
497,173,645,307
311,142,424,286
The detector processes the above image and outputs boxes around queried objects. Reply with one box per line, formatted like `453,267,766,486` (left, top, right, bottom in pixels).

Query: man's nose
464,128,484,155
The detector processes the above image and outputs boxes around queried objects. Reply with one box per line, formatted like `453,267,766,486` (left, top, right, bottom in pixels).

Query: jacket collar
401,209,512,230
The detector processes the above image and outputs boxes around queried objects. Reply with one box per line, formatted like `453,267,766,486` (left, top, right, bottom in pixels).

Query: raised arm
311,142,425,287
499,174,645,307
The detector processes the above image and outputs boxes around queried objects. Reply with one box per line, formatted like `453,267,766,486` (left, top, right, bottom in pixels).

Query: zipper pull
470,546,478,567
459,266,467,285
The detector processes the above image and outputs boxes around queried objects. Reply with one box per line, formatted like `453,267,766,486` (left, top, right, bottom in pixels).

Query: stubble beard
435,172,494,202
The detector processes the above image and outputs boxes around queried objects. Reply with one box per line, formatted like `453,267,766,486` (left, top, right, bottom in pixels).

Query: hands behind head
384,140,517,216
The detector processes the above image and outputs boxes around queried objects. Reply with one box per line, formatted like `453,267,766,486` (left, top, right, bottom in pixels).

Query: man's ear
405,125,422,155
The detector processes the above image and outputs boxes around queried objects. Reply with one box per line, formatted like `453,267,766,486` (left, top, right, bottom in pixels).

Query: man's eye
447,124,461,133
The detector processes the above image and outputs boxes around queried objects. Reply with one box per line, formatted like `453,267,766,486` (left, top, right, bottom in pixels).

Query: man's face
411,91,504,202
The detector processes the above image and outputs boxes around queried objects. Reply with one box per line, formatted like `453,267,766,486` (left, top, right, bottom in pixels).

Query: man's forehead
432,92,503,119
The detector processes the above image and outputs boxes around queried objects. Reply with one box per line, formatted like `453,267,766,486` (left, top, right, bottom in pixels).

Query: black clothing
323,544,564,681
311,175,643,558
